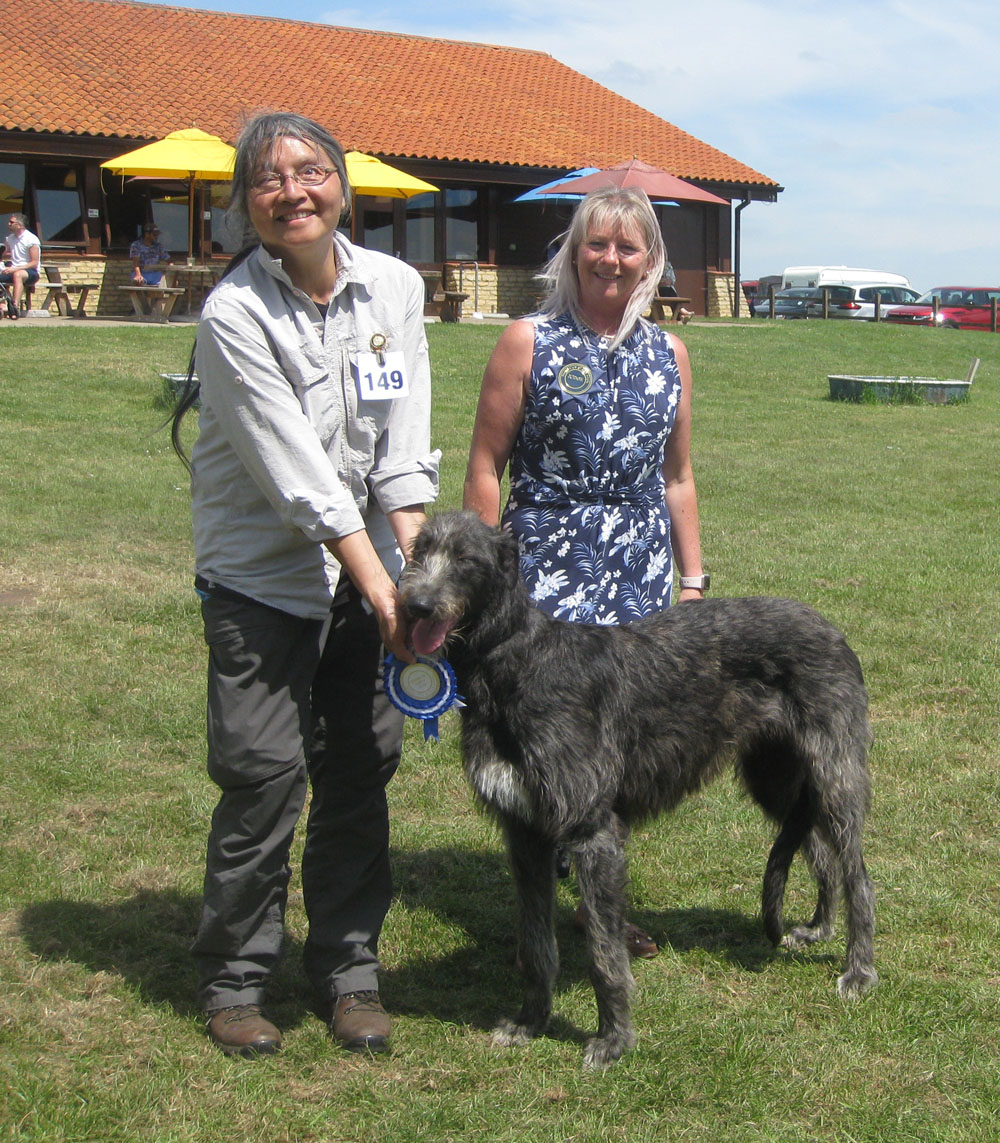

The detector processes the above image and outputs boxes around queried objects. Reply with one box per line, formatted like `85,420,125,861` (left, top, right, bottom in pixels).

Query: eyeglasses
251,165,337,193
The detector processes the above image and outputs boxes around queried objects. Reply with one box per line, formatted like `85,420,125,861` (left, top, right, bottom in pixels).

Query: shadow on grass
17,847,804,1044
384,847,798,1042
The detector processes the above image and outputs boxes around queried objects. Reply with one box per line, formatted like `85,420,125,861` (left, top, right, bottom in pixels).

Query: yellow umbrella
345,152,437,198
101,129,236,257
0,183,23,213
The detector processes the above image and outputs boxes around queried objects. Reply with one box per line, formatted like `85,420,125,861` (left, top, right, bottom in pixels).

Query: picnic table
163,264,221,313
120,284,185,322
649,295,692,322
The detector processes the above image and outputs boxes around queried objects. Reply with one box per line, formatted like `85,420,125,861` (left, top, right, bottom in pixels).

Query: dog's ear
495,527,521,584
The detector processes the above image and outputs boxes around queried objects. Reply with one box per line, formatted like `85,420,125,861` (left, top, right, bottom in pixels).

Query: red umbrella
539,158,729,206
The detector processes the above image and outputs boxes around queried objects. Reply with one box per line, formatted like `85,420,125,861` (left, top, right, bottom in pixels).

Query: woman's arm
463,319,534,525
661,334,705,602
323,525,416,662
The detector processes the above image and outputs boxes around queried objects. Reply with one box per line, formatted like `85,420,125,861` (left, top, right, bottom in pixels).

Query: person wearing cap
129,224,172,284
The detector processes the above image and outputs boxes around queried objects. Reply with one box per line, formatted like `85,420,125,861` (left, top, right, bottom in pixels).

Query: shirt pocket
286,348,346,446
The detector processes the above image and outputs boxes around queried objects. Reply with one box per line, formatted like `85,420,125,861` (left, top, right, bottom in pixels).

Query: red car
885,287,1000,330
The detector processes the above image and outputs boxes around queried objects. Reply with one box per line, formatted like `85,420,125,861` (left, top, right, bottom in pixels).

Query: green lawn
1,318,998,1142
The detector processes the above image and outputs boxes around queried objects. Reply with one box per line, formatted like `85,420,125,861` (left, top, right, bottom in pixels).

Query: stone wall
706,270,749,318
440,264,541,319
31,257,219,317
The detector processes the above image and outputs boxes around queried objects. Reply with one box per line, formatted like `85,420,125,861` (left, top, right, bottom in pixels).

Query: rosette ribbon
383,653,462,741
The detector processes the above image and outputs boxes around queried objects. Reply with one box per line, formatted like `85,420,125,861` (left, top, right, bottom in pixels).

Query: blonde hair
537,186,666,350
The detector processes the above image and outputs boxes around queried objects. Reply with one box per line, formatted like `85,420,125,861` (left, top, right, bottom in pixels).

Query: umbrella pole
188,177,196,262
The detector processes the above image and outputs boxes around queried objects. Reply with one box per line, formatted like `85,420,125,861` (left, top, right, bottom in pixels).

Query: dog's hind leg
573,821,637,1069
762,786,813,946
831,823,878,998
782,830,840,949
492,821,559,1048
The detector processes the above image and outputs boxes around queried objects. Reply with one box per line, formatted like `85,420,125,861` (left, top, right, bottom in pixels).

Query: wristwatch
679,574,710,592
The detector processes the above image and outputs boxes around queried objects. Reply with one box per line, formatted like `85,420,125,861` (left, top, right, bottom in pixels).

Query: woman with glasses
173,111,438,1059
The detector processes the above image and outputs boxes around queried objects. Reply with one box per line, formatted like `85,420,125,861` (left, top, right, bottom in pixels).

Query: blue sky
167,0,998,290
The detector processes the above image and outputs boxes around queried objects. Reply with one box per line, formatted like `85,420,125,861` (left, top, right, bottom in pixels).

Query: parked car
805,284,922,320
884,287,1000,330
752,287,823,319
744,274,782,315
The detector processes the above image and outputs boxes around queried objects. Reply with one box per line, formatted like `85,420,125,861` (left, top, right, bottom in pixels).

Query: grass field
1,317,998,1142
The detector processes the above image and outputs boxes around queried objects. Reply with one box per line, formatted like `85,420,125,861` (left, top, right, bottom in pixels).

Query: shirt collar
254,232,376,298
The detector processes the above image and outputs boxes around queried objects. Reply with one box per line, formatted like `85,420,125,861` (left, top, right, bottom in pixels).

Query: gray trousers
191,577,403,1013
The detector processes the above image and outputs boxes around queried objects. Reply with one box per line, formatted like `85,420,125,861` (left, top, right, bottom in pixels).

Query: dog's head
399,511,522,656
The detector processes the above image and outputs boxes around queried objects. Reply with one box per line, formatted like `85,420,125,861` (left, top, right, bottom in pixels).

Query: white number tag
356,351,409,401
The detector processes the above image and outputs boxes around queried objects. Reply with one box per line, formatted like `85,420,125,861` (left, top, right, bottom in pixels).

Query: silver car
805,284,921,320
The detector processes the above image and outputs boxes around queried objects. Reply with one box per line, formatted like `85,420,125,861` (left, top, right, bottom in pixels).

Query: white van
781,266,911,290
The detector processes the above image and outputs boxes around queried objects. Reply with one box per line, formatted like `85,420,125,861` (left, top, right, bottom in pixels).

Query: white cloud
308,0,1000,284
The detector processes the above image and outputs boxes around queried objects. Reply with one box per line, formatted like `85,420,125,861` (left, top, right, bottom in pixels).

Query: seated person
659,260,694,324
130,225,173,285
1,213,41,313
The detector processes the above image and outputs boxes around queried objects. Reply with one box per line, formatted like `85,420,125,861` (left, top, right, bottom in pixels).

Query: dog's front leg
492,821,557,1048
574,823,637,1069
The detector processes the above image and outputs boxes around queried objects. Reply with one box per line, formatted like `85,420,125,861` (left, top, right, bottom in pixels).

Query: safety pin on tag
369,332,388,367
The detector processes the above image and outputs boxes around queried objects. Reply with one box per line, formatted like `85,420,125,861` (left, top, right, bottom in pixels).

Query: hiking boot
331,990,391,1054
206,1004,282,1058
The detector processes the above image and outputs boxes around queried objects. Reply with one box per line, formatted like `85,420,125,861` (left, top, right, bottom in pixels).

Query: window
445,188,479,260
362,202,395,256
150,197,189,253
406,193,435,263
0,161,26,215
34,164,84,243
0,160,86,246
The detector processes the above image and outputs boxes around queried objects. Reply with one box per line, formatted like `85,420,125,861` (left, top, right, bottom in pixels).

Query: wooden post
874,292,881,323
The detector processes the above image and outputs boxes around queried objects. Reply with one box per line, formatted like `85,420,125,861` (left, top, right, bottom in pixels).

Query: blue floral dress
502,313,683,624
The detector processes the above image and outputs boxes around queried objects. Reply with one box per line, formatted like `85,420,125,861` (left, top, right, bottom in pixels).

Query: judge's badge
557,362,595,396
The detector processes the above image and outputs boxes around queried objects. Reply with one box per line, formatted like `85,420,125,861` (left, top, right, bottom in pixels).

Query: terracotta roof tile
11,0,778,188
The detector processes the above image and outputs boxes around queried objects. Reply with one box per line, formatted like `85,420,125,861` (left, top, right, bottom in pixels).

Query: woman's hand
367,580,415,664
324,528,416,663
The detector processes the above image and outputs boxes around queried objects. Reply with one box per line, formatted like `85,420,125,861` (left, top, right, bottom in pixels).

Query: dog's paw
582,1028,636,1071
781,922,834,951
491,1017,535,1048
836,967,879,998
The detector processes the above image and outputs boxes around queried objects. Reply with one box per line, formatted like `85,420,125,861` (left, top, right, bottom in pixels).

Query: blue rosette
383,653,461,741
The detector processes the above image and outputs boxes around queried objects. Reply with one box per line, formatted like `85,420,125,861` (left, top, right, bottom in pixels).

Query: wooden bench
439,290,469,323
649,295,692,322
120,284,184,322
418,270,469,322
42,264,98,317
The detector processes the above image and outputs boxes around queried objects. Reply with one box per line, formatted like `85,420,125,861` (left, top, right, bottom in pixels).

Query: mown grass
1,318,998,1142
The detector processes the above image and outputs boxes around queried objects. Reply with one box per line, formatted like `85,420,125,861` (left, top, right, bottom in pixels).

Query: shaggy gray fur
399,511,877,1068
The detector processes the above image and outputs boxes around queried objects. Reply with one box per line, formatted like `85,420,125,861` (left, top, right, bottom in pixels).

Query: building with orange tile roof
2,0,781,317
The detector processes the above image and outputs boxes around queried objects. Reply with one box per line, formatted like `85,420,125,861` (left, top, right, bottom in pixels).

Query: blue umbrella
512,167,601,202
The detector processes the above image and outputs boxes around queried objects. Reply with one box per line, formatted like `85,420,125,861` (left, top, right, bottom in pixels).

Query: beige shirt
191,236,439,618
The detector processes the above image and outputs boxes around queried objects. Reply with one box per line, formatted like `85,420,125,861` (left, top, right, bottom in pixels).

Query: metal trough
829,359,978,404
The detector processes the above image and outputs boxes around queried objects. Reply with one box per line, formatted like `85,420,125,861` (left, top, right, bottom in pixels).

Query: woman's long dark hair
169,111,352,470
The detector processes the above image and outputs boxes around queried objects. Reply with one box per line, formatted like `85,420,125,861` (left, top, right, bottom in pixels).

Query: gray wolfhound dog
399,511,877,1068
